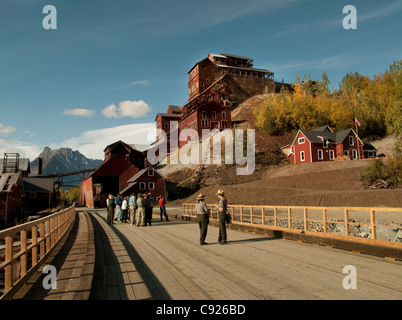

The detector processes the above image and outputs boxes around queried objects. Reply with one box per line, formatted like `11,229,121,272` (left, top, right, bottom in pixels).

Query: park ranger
195,193,210,245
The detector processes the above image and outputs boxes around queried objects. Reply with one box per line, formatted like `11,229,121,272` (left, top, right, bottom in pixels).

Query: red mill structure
155,52,275,149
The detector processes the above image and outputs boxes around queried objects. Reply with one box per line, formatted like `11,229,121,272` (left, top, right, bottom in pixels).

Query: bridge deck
86,209,401,300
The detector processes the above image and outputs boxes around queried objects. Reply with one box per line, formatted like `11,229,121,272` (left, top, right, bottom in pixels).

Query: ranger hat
216,189,225,195
196,193,206,200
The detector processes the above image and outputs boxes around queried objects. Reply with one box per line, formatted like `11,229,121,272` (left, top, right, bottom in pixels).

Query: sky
1,0,401,160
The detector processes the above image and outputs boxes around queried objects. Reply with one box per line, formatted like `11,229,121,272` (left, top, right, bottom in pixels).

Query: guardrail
182,203,402,248
0,204,76,299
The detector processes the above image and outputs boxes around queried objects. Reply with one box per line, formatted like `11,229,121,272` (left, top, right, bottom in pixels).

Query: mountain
30,147,103,188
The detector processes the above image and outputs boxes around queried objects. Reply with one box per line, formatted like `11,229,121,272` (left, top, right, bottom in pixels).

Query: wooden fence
182,203,402,248
0,204,76,299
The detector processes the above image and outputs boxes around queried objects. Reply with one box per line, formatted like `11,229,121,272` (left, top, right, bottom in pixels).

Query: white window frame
148,169,154,176
349,136,354,146
300,151,305,162
139,182,146,190
212,111,217,120
352,150,358,160
202,111,207,119
222,111,226,120
323,139,328,148
148,182,155,190
329,150,335,160
318,150,323,160
298,137,305,144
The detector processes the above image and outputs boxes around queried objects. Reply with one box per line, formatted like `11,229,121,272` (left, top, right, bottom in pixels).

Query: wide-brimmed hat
216,189,225,195
196,193,206,200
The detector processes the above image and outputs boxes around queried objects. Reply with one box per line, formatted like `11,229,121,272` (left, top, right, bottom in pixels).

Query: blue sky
1,0,401,160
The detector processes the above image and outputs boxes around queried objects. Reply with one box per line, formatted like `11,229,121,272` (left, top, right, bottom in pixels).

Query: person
136,193,145,226
107,194,115,225
144,193,153,226
128,193,137,226
122,196,128,222
159,195,169,221
195,193,210,245
115,194,122,222
216,189,228,244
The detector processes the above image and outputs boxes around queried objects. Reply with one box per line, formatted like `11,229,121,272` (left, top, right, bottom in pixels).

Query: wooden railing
183,203,402,248
0,204,76,299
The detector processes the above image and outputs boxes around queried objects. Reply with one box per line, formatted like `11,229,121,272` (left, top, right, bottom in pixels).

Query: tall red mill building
155,52,276,151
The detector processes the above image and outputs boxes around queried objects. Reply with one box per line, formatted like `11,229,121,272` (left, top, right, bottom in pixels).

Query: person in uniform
195,193,210,245
216,189,228,244
107,194,115,225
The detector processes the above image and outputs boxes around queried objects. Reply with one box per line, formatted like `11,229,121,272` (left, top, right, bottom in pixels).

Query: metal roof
0,158,30,172
221,53,253,61
0,172,22,193
23,177,56,193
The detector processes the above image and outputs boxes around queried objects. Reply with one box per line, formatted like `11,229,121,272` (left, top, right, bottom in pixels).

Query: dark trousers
160,207,168,221
145,207,152,225
218,211,227,243
107,208,114,225
197,214,209,244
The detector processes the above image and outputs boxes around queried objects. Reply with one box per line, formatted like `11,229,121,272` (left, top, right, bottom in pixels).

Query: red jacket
159,198,166,207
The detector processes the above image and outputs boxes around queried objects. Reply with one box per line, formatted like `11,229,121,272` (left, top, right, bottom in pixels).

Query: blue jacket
128,196,137,207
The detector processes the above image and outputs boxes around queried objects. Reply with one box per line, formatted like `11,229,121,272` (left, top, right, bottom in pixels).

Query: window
318,150,323,160
352,150,358,160
300,151,305,162
368,151,375,158
148,182,155,190
202,119,208,128
344,150,349,156
30,192,36,199
148,169,154,176
222,111,226,120
329,150,335,160
212,111,216,120
221,120,228,128
349,136,354,146
139,182,146,190
164,123,169,129
202,111,207,119
323,139,328,148
298,137,305,144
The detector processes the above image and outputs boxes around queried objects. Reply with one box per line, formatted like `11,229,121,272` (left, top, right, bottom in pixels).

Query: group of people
107,193,169,226
196,189,229,245
106,189,230,246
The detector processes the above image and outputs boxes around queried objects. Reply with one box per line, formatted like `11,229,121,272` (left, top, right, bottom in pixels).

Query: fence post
32,225,38,266
20,230,27,277
370,209,376,240
323,208,327,233
274,207,278,227
240,207,244,223
288,208,292,229
5,236,13,292
303,208,307,231
344,209,349,236
261,207,265,225
250,207,253,224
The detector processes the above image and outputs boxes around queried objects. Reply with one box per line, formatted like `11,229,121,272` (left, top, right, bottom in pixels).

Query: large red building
81,141,166,208
154,52,275,152
281,126,378,164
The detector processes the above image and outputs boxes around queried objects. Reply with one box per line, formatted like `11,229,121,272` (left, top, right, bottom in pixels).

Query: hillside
167,160,402,208
163,94,401,208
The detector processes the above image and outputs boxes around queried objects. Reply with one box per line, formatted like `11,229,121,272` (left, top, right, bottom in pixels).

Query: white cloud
0,123,16,136
119,80,150,88
59,122,156,159
101,100,151,119
0,139,43,160
63,108,96,117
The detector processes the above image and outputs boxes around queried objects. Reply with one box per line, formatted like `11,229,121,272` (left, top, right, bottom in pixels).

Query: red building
282,126,377,164
154,52,276,153
81,141,166,208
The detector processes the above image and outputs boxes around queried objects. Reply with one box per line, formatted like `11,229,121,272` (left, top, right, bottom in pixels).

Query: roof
23,177,56,193
0,172,23,193
210,53,227,59
127,167,166,183
291,126,364,147
168,105,183,112
154,113,181,121
221,53,253,61
216,64,273,74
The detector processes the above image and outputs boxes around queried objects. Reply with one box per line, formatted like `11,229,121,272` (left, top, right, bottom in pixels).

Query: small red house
282,126,376,164
120,167,166,201
0,171,24,229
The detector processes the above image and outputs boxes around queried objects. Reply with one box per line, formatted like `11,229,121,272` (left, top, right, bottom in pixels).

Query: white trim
318,149,323,160
148,182,155,190
300,151,305,162
298,137,305,144
352,150,358,160
139,182,146,190
329,150,335,160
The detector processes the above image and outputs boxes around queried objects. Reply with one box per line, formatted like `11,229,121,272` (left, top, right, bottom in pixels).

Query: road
87,209,402,300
